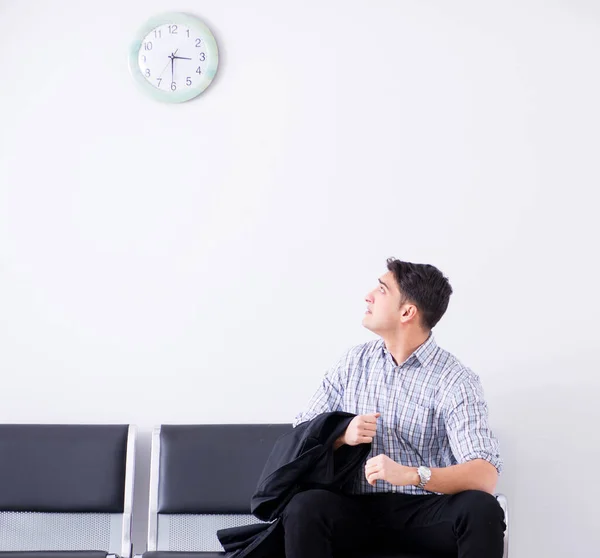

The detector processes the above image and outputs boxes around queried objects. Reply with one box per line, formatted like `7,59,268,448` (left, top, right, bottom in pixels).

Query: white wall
1,1,599,556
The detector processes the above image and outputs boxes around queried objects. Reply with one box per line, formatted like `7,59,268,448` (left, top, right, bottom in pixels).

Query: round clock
128,12,219,103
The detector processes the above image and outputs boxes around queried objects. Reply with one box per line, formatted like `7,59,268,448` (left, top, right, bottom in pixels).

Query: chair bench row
0,424,509,558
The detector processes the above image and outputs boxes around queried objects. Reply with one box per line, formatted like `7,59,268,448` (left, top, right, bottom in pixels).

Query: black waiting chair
138,424,508,558
0,424,136,558
140,424,290,558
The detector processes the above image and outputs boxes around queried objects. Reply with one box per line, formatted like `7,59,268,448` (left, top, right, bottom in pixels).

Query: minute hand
172,55,192,60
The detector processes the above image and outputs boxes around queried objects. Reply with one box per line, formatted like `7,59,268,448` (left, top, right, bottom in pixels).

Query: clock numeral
142,55,146,63
169,24,178,34
145,68,151,78
195,38,201,47
154,29,162,38
186,77,192,86
196,66,202,75
171,81,177,91
157,77,162,87
199,52,206,61
186,29,190,38
143,41,153,51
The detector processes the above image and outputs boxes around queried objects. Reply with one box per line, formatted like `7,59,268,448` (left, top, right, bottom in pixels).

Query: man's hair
386,258,453,330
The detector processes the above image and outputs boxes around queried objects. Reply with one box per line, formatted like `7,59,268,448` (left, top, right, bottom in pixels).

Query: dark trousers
281,488,506,558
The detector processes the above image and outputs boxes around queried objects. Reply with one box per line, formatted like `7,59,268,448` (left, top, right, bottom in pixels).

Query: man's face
362,270,405,334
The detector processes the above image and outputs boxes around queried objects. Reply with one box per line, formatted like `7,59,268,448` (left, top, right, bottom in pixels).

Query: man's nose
365,294,374,304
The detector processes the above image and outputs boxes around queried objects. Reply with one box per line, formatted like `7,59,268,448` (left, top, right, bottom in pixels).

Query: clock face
129,13,218,103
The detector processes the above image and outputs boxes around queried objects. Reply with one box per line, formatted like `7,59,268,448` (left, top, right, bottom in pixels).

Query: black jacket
217,412,371,558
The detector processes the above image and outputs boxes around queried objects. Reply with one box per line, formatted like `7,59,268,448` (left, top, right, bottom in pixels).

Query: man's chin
362,315,375,331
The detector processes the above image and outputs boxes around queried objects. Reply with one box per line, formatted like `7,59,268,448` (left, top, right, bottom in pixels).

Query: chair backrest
0,424,136,558
148,423,292,552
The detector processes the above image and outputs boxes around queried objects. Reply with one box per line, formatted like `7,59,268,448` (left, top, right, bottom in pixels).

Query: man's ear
400,304,418,323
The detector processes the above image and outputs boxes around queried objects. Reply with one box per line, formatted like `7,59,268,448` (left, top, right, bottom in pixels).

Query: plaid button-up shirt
294,335,503,495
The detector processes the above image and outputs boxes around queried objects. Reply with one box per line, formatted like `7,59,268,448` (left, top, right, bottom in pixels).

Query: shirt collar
380,333,438,368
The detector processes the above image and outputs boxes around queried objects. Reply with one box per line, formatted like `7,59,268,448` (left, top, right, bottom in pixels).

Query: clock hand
158,58,171,78
172,55,192,60
168,49,179,83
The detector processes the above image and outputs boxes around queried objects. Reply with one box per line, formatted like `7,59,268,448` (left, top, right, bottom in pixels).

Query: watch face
129,12,218,103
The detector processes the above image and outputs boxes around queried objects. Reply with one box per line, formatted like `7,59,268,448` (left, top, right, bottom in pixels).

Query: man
285,258,506,558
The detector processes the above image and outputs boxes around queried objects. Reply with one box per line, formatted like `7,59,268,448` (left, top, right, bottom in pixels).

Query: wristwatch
417,465,432,489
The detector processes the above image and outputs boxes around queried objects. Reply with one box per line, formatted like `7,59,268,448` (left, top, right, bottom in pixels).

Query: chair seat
141,551,449,558
141,551,433,558
142,553,226,558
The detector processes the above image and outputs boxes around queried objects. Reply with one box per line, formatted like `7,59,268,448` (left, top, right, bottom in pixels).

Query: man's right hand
335,413,380,448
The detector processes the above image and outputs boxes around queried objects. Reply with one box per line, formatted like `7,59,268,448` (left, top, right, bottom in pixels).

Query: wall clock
129,12,219,103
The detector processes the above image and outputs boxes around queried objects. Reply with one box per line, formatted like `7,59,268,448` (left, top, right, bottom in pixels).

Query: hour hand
172,55,192,60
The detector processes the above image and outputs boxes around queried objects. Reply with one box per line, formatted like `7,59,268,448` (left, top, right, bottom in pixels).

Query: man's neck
382,329,431,366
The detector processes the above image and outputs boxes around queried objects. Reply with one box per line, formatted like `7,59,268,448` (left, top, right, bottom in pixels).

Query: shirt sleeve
293,351,349,427
443,373,503,473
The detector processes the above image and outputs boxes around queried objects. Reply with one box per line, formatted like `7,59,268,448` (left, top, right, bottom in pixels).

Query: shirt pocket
395,401,433,458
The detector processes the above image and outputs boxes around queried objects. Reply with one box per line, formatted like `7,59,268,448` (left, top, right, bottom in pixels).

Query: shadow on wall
496,382,598,558
131,431,152,553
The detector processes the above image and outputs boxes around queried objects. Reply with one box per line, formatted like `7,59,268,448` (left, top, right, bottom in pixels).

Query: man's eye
379,287,385,293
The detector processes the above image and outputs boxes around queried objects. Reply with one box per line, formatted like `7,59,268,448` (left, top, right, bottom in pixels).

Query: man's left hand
365,454,420,487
